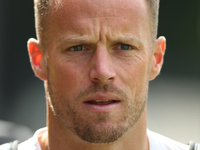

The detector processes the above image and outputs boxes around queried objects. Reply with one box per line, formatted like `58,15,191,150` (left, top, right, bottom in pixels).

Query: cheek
47,57,88,98
119,55,149,80
115,54,150,94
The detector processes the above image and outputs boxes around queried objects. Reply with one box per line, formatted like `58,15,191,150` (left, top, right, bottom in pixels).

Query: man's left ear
149,36,166,80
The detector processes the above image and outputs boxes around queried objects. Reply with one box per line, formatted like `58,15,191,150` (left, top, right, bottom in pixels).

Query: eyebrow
57,35,144,49
57,36,91,47
112,36,144,49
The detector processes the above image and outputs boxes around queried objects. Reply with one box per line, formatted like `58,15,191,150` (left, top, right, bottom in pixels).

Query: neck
40,105,149,150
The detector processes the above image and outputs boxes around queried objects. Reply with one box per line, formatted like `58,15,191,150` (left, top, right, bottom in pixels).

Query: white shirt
18,128,189,150
18,128,44,150
147,130,189,150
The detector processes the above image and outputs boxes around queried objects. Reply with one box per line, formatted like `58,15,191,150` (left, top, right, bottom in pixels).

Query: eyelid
68,45,87,51
116,43,136,50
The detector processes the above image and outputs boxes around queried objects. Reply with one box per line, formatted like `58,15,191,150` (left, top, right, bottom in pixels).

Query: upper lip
83,93,121,103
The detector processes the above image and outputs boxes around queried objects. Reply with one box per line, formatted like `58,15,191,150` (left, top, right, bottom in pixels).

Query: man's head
28,0,165,145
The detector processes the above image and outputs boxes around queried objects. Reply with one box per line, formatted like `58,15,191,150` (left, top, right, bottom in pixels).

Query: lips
84,100,120,105
83,95,121,113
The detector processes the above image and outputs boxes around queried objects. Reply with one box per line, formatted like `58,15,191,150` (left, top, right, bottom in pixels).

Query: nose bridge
95,47,110,71
90,46,116,84
97,24,112,69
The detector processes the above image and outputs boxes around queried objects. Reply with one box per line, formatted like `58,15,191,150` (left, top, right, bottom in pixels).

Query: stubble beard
47,81,147,144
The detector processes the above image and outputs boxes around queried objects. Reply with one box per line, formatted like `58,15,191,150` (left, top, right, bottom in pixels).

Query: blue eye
120,44,131,50
70,45,84,51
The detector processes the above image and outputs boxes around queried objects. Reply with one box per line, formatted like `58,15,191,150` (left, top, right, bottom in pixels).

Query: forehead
51,0,148,22
53,0,147,15
44,0,150,46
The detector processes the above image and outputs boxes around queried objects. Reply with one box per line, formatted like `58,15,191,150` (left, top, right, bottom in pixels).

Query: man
0,0,191,149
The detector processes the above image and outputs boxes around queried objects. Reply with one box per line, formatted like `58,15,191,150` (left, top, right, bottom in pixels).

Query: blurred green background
0,0,199,143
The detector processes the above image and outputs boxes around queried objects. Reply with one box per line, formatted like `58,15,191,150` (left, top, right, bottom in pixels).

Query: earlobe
149,36,166,81
28,38,47,81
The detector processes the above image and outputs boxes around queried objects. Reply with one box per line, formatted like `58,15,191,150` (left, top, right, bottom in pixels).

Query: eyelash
68,45,87,51
116,44,134,50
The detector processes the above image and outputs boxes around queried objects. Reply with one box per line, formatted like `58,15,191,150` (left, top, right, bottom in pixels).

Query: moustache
75,83,128,102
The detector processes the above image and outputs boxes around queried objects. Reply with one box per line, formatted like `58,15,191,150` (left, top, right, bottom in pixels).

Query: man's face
43,0,153,144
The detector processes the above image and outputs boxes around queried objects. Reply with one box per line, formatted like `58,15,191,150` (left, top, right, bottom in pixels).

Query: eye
68,45,86,51
119,44,132,50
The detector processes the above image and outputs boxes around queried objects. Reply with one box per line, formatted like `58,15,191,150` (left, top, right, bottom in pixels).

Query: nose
89,48,116,84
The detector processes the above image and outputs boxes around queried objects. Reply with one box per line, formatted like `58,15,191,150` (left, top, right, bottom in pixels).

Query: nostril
93,78,99,81
91,76,115,84
89,67,116,84
108,77,114,80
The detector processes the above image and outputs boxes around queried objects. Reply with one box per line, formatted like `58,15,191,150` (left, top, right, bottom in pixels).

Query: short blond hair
34,0,51,43
34,0,160,46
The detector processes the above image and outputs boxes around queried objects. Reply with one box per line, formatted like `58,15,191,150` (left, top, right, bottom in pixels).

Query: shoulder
147,129,189,150
18,128,47,150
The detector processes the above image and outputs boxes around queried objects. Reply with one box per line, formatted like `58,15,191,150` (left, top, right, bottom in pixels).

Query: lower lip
83,102,120,113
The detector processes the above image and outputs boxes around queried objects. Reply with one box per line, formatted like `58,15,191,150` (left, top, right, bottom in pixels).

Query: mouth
83,99,121,113
84,100,120,105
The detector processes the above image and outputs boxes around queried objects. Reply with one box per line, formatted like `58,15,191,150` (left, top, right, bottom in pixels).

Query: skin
28,0,166,149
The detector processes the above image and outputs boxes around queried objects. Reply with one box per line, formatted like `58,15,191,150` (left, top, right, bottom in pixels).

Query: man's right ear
27,38,47,81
